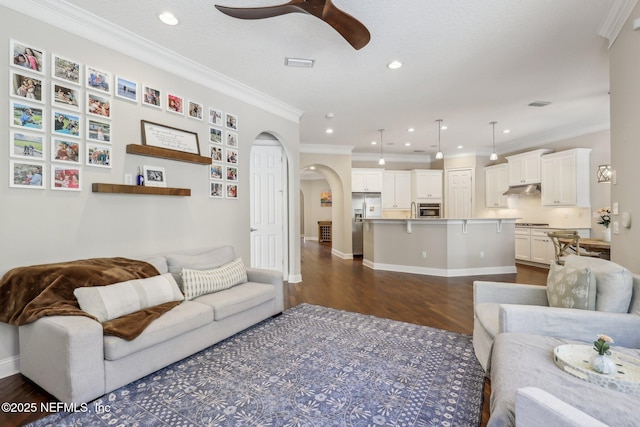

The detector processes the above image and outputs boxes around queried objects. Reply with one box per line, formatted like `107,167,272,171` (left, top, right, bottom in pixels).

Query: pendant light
435,119,444,160
489,121,498,161
378,129,386,165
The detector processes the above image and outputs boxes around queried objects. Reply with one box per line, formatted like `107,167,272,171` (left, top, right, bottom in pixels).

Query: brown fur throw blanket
0,257,180,340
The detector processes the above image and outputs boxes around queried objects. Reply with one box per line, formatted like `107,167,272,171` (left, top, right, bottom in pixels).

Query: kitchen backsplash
481,194,592,228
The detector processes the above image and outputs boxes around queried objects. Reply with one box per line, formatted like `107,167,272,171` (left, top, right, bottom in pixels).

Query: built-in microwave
418,203,441,218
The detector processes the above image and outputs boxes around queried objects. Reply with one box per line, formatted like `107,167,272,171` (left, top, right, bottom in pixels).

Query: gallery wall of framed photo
9,38,241,199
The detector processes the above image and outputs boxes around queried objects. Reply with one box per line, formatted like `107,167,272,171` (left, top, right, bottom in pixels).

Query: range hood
502,184,541,196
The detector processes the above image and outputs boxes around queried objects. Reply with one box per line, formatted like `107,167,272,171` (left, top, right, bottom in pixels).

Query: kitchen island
363,218,518,277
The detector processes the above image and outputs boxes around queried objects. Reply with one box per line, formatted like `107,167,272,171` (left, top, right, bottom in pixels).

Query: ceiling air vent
528,101,551,107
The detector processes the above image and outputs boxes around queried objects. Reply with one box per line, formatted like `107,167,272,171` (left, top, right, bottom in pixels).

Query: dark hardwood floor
0,240,548,427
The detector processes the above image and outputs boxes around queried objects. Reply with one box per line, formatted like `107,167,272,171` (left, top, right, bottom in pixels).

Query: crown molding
598,0,639,48
300,144,355,155
1,0,303,123
352,152,432,163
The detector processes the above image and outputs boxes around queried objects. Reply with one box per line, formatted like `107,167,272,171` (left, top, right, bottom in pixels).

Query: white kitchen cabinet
515,228,532,261
352,169,383,193
530,229,555,265
541,148,591,207
382,171,411,209
506,149,553,186
411,169,443,201
485,164,509,208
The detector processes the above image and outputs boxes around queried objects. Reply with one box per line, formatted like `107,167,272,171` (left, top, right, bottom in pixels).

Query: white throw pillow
181,258,247,300
546,263,596,310
73,273,184,322
564,254,633,313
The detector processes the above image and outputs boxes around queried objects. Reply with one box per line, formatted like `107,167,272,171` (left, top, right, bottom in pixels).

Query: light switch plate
613,202,619,215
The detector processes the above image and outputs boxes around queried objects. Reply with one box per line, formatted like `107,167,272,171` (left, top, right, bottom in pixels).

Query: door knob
250,228,257,232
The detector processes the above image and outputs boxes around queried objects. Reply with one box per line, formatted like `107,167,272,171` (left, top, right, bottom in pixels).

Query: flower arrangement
594,207,611,229
593,334,613,356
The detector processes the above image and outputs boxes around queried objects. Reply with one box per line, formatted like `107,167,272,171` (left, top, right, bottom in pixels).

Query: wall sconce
597,164,611,183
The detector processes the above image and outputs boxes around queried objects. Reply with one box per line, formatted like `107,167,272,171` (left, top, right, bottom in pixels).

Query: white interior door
250,144,284,272
446,169,473,219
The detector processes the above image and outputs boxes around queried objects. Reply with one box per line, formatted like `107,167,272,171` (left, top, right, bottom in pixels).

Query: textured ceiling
59,0,614,158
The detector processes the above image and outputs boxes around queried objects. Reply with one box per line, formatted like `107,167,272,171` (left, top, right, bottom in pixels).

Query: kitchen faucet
410,201,417,219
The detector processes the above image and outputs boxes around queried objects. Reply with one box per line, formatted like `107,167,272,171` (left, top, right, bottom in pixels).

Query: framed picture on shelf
11,40,44,75
52,54,81,85
226,131,238,147
115,76,138,102
187,100,203,120
52,110,81,138
11,101,44,132
226,183,238,199
226,165,238,182
210,164,223,180
51,164,81,191
141,120,200,155
86,66,111,94
10,130,45,160
210,145,223,162
87,92,111,118
52,83,80,111
209,127,222,144
87,118,111,143
143,165,167,187
209,108,223,126
51,138,80,164
10,160,45,189
142,85,161,108
10,70,44,103
86,142,112,168
167,93,184,115
225,113,238,130
210,182,224,199
226,148,238,164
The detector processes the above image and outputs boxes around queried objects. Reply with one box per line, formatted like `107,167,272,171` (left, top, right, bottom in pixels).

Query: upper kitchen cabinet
352,168,383,193
506,149,553,186
411,170,443,201
382,171,411,209
541,148,591,207
485,163,509,208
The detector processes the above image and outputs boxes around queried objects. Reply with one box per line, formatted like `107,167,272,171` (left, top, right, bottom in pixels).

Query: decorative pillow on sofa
73,273,184,322
546,263,596,310
181,258,247,300
166,246,237,286
564,254,633,313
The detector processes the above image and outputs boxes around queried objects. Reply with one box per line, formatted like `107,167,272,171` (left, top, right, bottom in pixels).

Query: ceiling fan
215,0,371,50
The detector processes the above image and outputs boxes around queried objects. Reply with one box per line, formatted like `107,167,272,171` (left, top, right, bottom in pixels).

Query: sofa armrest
515,387,607,427
19,316,105,404
500,304,640,348
474,281,549,307
246,267,284,312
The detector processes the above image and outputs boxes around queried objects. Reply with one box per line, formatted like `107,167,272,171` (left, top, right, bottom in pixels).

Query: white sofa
18,246,283,404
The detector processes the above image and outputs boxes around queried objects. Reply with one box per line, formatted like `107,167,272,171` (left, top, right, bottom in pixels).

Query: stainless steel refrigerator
352,192,382,256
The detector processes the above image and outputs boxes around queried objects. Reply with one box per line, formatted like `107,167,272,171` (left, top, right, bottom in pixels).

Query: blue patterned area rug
30,304,484,427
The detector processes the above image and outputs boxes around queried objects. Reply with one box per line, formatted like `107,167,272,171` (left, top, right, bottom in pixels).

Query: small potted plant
591,334,615,374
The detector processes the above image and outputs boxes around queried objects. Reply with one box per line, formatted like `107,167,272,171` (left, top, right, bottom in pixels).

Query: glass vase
590,353,615,374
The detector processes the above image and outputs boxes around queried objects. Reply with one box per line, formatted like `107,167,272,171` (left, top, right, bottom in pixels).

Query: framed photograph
226,183,238,199
226,165,238,182
86,142,111,168
210,182,224,199
52,164,82,191
143,165,167,187
52,138,80,164
167,93,184,115
226,148,238,164
52,54,81,85
10,130,45,160
210,145,223,162
321,190,332,207
209,108,223,126
10,101,44,132
209,127,222,144
187,101,203,120
115,76,138,102
141,120,200,155
86,66,111,94
11,40,44,75
10,70,44,103
87,92,111,118
226,131,238,147
52,83,80,111
225,113,238,130
142,85,161,108
10,160,45,189
52,110,81,138
210,164,223,180
87,118,111,143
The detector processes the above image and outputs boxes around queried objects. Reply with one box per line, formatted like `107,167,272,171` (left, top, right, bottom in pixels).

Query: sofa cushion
74,273,184,322
564,255,633,313
193,282,275,320
103,301,213,361
166,246,236,285
546,263,596,310
475,302,500,338
181,258,248,300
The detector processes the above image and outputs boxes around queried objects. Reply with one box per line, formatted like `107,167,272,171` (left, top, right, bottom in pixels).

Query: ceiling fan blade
215,2,304,20
321,0,370,50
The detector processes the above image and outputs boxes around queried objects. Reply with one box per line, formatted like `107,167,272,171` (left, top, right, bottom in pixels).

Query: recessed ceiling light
158,12,179,26
503,129,511,134
457,145,464,149
405,142,411,147
309,166,316,170
371,141,377,145
285,57,315,68
387,60,402,69
408,127,415,132
440,125,448,130
326,128,333,134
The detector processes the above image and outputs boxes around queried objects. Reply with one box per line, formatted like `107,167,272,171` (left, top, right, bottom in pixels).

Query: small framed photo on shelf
226,183,238,199
86,66,111,94
226,165,238,182
52,110,81,138
87,118,111,143
87,92,111,118
51,164,81,191
226,131,238,147
10,160,45,189
209,108,223,126
143,165,167,187
210,182,224,199
86,142,112,168
52,83,80,111
10,130,45,160
226,148,238,164
210,145,223,162
52,54,81,85
187,100,203,120
11,40,44,75
210,127,222,144
52,138,80,164
142,85,161,108
10,70,44,104
225,113,238,130
115,76,138,102
210,164,223,180
10,101,44,132
167,93,184,115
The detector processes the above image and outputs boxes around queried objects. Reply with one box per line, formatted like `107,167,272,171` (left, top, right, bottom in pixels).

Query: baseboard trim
331,248,353,259
288,273,302,283
0,355,20,379
363,260,517,277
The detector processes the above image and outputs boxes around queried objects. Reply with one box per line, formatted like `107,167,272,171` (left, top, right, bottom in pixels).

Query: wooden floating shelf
126,144,211,165
92,183,191,196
